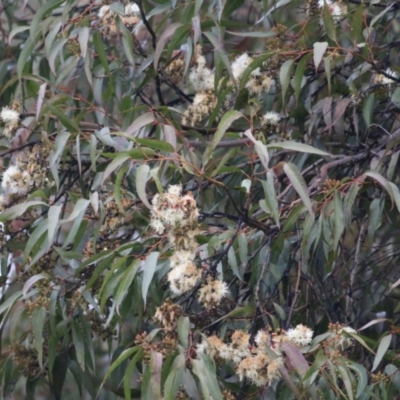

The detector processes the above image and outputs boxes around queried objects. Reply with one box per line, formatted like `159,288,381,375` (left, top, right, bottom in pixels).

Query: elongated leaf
279,59,294,106
348,362,368,398
164,354,185,400
142,252,160,305
47,104,79,133
47,204,61,244
333,191,344,251
178,316,190,349
372,334,392,372
154,23,183,70
266,141,331,156
142,351,163,400
125,113,155,135
32,306,46,368
313,42,328,70
102,153,130,185
192,353,223,400
283,163,313,214
136,164,152,209
203,110,243,165
102,347,140,384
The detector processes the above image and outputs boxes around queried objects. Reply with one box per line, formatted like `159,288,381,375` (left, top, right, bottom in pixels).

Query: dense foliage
1,0,400,398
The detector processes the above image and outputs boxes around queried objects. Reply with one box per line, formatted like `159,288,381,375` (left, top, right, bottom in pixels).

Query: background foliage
1,0,400,398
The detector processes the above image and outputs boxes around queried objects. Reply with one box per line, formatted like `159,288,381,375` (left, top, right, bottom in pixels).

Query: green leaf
283,163,313,215
32,307,46,368
203,110,243,165
47,104,80,133
191,353,223,400
333,191,344,252
348,362,368,398
135,138,174,152
177,316,190,349
93,31,110,73
30,0,65,43
337,363,354,400
372,334,392,372
322,1,337,41
273,302,286,320
102,347,140,384
71,320,85,368
164,354,185,400
266,141,332,156
294,53,311,101
142,351,163,400
142,252,160,306
47,205,61,245
17,37,35,79
279,59,294,107
362,93,374,127
0,201,46,223
123,349,144,400
154,23,183,70
125,112,155,135
114,259,141,311
136,164,152,209
262,171,280,227
313,42,328,70
101,153,130,185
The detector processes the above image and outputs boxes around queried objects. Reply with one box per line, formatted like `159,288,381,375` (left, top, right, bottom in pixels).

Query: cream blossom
0,107,19,125
198,277,229,306
1,165,32,195
98,5,111,18
285,324,314,347
262,111,281,126
231,53,253,80
125,3,140,16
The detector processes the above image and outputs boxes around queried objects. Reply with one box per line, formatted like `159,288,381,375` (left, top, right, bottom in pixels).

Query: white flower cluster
1,165,32,196
151,185,201,294
196,324,314,388
285,324,314,347
1,106,19,139
124,3,140,16
189,51,215,92
150,185,229,304
232,54,274,97
375,68,398,87
262,111,281,127
198,276,229,307
183,48,274,127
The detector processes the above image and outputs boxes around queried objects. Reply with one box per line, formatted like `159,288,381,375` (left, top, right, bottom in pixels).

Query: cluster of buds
100,196,134,235
135,331,177,362
11,344,45,378
197,324,314,388
163,52,185,84
325,322,357,350
154,299,182,330
0,104,20,139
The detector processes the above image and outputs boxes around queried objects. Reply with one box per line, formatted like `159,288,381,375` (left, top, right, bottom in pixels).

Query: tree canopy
1,0,400,398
